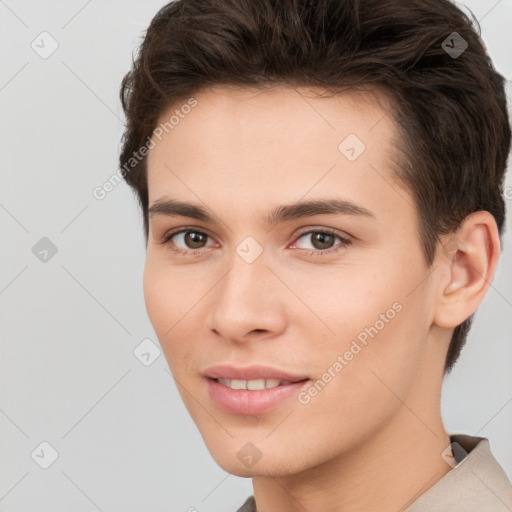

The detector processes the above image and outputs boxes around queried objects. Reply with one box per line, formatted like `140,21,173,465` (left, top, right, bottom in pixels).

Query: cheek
297,259,428,401
288,301,424,459
143,258,168,333
143,258,214,419
143,258,192,362
287,264,401,345
143,254,198,329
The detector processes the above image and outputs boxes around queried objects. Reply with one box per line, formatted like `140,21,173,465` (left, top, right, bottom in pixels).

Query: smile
206,377,310,414
216,378,296,390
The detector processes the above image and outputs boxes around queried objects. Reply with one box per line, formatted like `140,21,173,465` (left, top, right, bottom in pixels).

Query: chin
216,458,288,478
207,442,303,478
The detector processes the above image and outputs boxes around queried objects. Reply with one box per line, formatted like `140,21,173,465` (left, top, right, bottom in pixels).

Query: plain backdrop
0,1,511,511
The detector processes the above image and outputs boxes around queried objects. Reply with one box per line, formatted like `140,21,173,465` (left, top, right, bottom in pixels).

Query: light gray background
0,1,511,511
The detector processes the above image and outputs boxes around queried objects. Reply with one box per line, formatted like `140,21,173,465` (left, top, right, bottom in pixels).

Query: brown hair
119,0,511,375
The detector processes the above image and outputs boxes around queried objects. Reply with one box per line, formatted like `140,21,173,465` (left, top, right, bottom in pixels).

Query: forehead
146,84,411,225
152,84,395,145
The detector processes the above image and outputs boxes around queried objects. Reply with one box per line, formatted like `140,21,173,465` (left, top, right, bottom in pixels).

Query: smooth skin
143,85,500,512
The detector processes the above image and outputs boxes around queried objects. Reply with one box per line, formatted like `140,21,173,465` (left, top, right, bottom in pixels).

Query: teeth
217,378,282,390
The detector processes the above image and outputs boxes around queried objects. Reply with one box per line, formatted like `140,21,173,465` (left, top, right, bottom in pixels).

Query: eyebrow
148,197,376,226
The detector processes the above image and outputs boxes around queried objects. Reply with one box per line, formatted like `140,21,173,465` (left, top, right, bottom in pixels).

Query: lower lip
206,378,310,415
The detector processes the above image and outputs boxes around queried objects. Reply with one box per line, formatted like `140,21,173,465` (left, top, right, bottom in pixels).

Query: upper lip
203,364,309,382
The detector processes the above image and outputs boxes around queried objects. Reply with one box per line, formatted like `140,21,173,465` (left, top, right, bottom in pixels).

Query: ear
433,211,501,329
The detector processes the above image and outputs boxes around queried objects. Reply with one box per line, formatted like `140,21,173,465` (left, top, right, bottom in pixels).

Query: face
144,85,446,477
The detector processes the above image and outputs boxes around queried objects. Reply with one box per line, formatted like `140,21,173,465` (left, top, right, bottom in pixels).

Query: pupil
186,232,205,249
313,233,333,249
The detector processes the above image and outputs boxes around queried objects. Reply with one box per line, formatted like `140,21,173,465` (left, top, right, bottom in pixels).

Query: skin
143,85,500,512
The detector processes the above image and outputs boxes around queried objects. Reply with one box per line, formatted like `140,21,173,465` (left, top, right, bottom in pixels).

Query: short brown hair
119,0,511,375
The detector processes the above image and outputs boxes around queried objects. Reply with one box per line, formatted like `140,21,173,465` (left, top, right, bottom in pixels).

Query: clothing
236,434,512,512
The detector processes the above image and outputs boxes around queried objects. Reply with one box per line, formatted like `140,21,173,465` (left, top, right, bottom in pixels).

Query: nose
206,248,287,343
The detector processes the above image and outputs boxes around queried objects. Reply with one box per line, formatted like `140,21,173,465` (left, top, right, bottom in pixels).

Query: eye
291,229,352,256
160,228,215,255
159,227,352,257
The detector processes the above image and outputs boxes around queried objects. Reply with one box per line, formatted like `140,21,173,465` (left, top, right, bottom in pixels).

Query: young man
118,0,512,510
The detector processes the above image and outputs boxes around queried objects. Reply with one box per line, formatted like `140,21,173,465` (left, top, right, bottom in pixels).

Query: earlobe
433,211,500,329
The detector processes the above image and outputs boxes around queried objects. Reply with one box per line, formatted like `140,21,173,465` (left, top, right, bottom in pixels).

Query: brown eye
162,229,213,252
292,229,352,256
182,231,208,249
310,232,336,250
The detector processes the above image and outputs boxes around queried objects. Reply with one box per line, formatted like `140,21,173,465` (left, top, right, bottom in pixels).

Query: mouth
204,372,311,415
212,377,309,390
202,364,311,414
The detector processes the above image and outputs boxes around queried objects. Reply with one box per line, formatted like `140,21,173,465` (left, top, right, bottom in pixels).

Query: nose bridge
217,242,270,311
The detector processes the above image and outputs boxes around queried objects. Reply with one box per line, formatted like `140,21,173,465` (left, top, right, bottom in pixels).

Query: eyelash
159,227,352,257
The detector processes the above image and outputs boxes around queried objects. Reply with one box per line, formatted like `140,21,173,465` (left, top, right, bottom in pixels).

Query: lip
203,364,310,415
203,364,309,382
